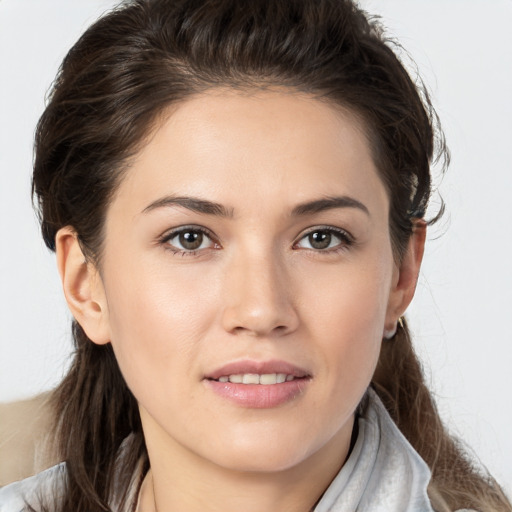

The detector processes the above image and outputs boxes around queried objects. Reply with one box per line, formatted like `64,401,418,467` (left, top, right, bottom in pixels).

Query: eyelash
158,225,354,257
159,226,220,257
293,226,354,254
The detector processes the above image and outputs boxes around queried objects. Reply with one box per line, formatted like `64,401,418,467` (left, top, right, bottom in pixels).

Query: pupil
179,231,203,250
309,231,331,249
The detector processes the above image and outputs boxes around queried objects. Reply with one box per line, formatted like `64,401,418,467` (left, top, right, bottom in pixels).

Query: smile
204,361,311,408
214,373,297,384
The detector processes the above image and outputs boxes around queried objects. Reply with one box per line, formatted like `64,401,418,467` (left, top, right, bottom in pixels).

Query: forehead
113,88,388,217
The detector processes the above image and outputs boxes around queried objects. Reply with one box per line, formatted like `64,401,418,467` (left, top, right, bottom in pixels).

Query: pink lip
204,359,311,409
205,359,310,381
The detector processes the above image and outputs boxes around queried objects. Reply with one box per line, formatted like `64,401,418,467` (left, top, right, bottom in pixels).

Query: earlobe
56,227,110,345
384,220,426,334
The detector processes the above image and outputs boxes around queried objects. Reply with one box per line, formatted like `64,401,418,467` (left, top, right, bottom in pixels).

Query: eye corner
293,226,355,253
159,225,221,256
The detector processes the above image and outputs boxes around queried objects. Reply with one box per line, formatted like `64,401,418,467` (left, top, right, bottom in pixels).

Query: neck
138,415,355,512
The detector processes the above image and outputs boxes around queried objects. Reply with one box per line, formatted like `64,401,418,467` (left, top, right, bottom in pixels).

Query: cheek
303,255,392,393
100,258,219,397
304,253,392,338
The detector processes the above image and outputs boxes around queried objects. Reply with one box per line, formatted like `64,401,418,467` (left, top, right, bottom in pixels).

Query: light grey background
1,0,511,494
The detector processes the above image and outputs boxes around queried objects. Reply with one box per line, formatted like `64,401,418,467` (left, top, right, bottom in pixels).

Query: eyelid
294,225,355,250
159,225,220,253
157,224,354,254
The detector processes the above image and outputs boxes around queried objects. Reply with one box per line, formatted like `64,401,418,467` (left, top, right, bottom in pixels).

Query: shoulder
362,390,480,512
0,464,66,512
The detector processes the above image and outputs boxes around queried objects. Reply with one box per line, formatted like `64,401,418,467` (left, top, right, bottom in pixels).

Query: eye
161,227,218,254
295,227,353,251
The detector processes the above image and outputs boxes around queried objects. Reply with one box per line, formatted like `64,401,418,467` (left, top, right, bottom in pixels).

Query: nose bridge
222,242,298,336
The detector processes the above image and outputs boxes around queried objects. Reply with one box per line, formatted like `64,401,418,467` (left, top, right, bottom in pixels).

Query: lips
216,373,296,384
205,360,310,381
204,360,311,408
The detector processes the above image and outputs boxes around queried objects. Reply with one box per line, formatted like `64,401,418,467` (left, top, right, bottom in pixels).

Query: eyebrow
291,196,370,217
142,194,369,218
142,196,234,217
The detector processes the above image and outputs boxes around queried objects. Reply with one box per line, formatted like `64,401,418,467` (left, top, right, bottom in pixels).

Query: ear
384,220,426,335
56,227,110,345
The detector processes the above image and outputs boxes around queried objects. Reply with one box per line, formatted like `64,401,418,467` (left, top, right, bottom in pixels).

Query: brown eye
295,227,352,252
164,227,216,254
179,231,204,250
308,231,332,250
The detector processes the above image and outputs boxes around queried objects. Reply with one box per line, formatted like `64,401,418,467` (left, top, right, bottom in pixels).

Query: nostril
230,323,291,337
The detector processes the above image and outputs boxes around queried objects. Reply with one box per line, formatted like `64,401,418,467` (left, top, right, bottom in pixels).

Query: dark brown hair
32,0,511,511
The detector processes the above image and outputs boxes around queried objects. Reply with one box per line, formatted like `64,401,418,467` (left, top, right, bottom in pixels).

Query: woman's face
84,90,411,473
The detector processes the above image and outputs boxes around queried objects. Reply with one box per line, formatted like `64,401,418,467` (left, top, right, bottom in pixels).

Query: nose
221,250,299,338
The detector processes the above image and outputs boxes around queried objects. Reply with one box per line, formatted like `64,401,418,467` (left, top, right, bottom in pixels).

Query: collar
314,387,434,511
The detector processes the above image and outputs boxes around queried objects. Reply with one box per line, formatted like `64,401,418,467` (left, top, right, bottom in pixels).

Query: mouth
208,373,303,385
204,360,311,408
205,359,310,383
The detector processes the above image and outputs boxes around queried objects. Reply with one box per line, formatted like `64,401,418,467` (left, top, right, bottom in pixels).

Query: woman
0,0,510,511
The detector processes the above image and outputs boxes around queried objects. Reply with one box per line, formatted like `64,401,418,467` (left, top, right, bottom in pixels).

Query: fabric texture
0,388,474,512
0,393,55,486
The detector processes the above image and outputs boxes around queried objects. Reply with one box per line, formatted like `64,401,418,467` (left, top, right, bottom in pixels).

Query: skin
56,89,425,512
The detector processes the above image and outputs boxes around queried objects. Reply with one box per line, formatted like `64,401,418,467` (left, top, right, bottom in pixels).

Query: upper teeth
217,373,296,384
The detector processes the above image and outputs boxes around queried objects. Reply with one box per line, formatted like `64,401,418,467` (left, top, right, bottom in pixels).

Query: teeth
260,373,277,385
242,373,260,384
216,373,297,384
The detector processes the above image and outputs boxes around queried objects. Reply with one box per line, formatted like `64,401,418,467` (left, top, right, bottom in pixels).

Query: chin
206,431,321,474
218,452,308,474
